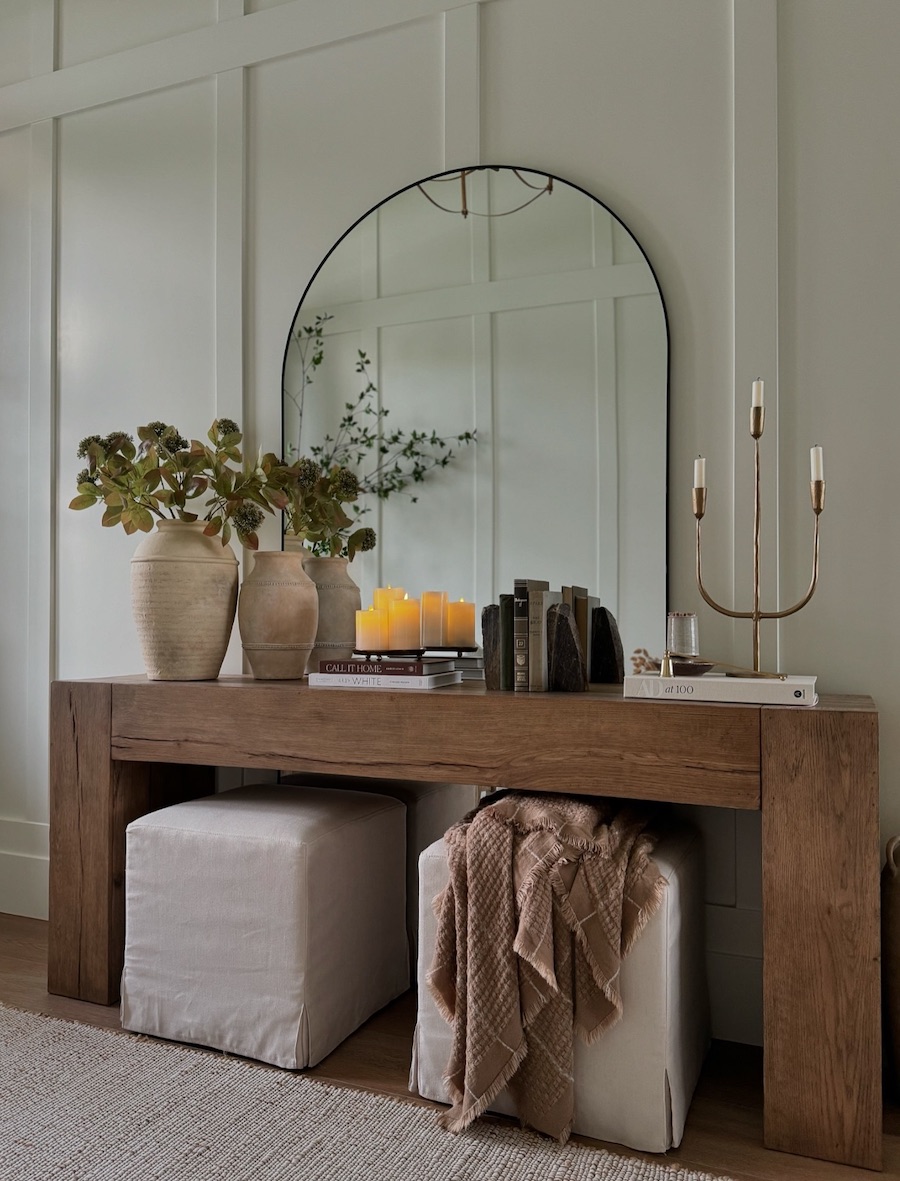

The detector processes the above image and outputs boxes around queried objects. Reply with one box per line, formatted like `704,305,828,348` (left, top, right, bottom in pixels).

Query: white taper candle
810,445,824,482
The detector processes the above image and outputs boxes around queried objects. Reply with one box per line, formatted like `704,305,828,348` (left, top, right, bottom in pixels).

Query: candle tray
352,649,427,660
423,645,480,657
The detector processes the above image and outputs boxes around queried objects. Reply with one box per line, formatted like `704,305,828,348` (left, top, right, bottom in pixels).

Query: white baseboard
0,848,48,919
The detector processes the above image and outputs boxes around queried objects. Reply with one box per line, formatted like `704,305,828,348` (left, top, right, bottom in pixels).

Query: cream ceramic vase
302,553,362,669
130,519,239,681
238,550,319,679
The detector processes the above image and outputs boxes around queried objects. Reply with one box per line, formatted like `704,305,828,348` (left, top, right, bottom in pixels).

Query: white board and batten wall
4,0,900,1047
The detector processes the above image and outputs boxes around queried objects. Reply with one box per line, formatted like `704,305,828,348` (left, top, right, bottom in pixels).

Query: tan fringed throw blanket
427,791,665,1143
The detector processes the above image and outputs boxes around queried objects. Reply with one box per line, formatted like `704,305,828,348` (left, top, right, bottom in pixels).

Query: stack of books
441,651,485,681
308,657,462,691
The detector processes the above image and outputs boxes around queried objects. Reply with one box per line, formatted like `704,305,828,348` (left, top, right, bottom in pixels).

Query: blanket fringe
438,1036,529,1134
425,967,457,1026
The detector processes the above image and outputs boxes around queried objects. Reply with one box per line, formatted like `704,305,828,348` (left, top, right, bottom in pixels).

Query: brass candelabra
692,384,825,673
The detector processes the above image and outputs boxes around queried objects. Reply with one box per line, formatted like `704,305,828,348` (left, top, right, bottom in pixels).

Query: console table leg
761,705,881,1170
48,681,214,1004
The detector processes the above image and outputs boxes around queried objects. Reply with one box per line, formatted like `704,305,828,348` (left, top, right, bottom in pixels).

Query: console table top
53,676,876,814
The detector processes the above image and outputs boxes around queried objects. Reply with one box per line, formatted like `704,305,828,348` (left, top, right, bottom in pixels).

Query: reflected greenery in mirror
281,166,668,657
285,312,475,526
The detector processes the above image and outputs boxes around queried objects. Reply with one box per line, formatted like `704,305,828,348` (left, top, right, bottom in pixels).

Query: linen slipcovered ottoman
409,825,709,1152
281,772,481,972
121,784,408,1069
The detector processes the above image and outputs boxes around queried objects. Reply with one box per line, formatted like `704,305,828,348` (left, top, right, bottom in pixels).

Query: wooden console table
48,676,880,1170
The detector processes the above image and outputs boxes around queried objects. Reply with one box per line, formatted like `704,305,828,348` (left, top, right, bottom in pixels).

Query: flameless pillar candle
810,445,824,481
356,605,388,651
445,598,476,648
373,585,405,613
693,456,706,489
421,590,447,647
388,595,421,649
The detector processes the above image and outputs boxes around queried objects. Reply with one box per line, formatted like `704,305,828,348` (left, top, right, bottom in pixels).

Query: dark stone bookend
548,603,588,692
590,606,625,684
481,603,502,690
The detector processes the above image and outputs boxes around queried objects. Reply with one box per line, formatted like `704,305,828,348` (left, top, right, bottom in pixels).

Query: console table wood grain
47,676,880,1170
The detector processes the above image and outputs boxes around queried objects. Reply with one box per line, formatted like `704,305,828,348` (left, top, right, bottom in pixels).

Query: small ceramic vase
302,553,362,669
238,550,319,679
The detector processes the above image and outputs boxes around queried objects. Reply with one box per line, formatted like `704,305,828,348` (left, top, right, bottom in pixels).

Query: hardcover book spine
499,593,514,691
309,671,462,689
318,660,450,675
622,674,818,706
528,588,560,691
513,579,530,692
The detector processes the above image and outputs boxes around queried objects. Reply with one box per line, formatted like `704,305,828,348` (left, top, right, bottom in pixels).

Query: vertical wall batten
732,0,780,674
442,4,480,169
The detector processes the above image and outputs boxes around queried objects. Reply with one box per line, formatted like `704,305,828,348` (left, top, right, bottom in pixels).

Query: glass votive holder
666,611,699,657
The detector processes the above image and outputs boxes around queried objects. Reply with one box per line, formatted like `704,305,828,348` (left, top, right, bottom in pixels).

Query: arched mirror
282,166,668,659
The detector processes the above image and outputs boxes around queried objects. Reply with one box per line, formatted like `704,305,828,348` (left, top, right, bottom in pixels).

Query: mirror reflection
282,166,668,657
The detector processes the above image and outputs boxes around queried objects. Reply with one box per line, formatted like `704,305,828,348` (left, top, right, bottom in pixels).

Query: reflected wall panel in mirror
282,167,668,659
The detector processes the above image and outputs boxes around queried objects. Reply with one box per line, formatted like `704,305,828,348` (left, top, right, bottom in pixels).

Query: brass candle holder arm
693,501,754,621
762,489,823,619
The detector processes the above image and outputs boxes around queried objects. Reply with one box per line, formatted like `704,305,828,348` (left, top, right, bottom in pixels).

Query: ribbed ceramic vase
238,550,319,679
130,519,238,681
302,553,362,668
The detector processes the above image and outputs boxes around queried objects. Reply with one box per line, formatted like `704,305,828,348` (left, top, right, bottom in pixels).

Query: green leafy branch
285,312,333,461
310,348,476,504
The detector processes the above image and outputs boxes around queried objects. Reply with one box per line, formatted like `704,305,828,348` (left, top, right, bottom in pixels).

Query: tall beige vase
131,519,238,680
302,553,362,669
238,550,319,679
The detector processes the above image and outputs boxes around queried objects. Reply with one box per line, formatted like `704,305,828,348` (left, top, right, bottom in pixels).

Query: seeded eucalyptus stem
70,419,289,550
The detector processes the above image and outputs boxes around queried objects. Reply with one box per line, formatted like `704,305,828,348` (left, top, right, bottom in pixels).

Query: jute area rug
0,1004,735,1181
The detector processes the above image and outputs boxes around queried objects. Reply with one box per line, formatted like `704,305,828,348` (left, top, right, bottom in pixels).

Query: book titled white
308,671,463,690
623,672,818,706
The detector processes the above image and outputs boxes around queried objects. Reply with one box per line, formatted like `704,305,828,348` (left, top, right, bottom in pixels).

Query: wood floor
3,911,899,1181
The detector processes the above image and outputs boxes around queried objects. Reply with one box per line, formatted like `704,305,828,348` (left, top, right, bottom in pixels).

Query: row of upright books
481,580,622,692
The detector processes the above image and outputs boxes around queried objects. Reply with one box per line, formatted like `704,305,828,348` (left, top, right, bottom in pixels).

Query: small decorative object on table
692,378,825,672
547,603,587,691
481,604,502,690
588,606,625,684
238,550,319,680
355,585,479,660
281,456,377,674
666,611,699,659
